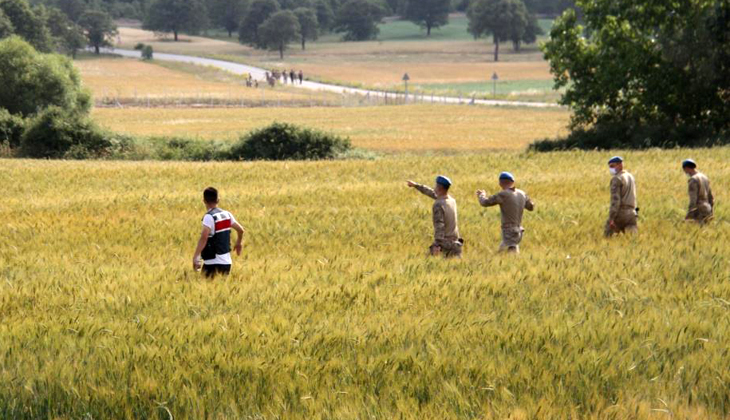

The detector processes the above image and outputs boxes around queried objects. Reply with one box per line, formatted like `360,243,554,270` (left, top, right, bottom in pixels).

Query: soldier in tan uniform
476,172,534,253
605,156,638,237
682,159,714,224
407,175,464,258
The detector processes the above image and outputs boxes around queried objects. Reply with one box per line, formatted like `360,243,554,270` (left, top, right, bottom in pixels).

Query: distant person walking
682,159,714,224
282,71,288,84
476,172,534,253
298,70,303,84
290,70,296,84
192,187,245,278
605,156,638,237
407,176,464,258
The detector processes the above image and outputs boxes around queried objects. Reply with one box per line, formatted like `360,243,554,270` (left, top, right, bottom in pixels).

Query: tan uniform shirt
609,170,637,220
415,184,460,245
478,188,534,229
687,172,714,216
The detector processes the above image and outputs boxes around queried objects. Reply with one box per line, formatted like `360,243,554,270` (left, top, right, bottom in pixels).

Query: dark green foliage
229,122,352,160
20,107,132,159
134,42,145,50
333,0,385,41
79,10,117,54
529,123,730,152
141,44,153,59
143,0,208,42
0,8,13,38
238,0,279,47
45,7,86,58
467,0,538,61
0,36,91,117
258,10,300,58
208,0,248,37
313,0,334,32
0,108,25,148
294,7,317,49
403,0,450,37
142,137,231,161
0,0,53,51
542,0,730,149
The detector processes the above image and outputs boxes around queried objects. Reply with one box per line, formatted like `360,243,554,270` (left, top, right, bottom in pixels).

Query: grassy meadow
91,105,570,152
1,149,729,419
113,14,557,102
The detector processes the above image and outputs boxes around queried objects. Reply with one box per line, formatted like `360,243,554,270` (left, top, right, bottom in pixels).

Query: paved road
104,48,560,109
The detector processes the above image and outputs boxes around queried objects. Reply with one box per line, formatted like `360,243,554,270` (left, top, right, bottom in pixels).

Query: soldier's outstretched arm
476,190,500,207
408,181,437,199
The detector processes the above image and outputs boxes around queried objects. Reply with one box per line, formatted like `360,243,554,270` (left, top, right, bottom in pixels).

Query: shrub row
1,111,354,161
529,122,730,152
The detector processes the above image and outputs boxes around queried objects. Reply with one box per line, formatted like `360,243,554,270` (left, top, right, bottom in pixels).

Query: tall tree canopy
79,9,117,54
258,9,300,58
467,0,537,61
543,0,730,140
403,0,450,37
294,7,318,49
238,0,279,47
333,0,384,41
0,0,53,51
208,0,248,37
143,0,208,41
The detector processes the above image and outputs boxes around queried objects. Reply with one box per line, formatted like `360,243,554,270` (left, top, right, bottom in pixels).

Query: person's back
193,187,244,278
434,195,460,243
684,159,714,223
493,188,532,229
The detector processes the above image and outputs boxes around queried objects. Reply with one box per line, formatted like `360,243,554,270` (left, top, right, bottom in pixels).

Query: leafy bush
228,122,352,160
0,36,91,117
144,137,231,161
141,45,153,60
20,107,131,159
529,123,730,152
133,42,145,50
0,108,25,148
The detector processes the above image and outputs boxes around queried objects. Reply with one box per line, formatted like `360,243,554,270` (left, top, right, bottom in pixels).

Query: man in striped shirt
192,187,245,278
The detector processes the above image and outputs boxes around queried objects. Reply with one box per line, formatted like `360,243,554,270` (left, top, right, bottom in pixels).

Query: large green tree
543,0,730,138
0,0,53,51
238,0,279,47
403,0,449,37
467,0,534,61
45,6,86,57
294,6,317,49
0,8,13,38
333,0,384,41
79,9,117,54
313,0,334,32
258,9,299,58
208,0,247,37
0,36,90,116
143,0,208,41
56,0,86,22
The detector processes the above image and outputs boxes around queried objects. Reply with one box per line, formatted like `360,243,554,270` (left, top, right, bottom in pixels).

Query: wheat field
92,105,570,151
1,148,729,419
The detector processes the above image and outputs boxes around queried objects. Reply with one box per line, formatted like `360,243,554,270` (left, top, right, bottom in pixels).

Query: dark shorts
202,264,231,278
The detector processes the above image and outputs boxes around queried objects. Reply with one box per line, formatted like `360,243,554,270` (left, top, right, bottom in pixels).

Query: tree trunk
228,30,232,37
174,30,178,41
302,36,306,50
427,23,431,36
94,44,99,54
279,44,284,59
494,36,499,62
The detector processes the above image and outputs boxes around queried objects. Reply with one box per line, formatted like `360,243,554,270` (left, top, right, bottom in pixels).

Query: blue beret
682,159,696,168
499,172,515,182
435,175,452,188
608,156,623,164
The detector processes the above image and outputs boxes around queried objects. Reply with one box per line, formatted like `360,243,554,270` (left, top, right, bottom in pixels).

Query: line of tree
0,0,118,58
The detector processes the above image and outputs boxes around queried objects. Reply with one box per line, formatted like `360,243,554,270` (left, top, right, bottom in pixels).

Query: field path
103,48,560,108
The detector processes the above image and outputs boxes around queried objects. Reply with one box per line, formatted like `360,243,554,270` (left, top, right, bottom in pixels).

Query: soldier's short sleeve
609,177,621,220
433,202,446,242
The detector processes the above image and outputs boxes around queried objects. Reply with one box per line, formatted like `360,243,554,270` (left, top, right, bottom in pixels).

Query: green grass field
2,149,729,419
